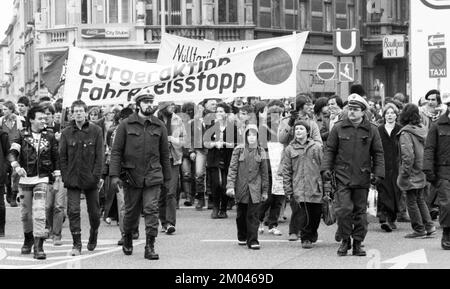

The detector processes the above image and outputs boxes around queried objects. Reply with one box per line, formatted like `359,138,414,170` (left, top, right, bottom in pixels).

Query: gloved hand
111,177,123,189
371,176,383,186
288,110,299,127
321,170,332,182
226,188,235,198
15,166,27,178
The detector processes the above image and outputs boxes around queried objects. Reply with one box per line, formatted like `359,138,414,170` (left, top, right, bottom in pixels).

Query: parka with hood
397,123,428,191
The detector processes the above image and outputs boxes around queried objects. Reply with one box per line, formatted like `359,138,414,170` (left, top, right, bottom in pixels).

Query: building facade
3,0,410,102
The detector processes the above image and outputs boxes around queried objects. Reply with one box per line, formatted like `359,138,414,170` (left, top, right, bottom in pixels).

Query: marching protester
282,120,323,249
321,96,344,143
157,101,186,235
376,103,402,232
226,124,269,250
322,94,385,257
424,95,450,250
397,104,436,239
109,89,171,260
0,128,9,237
204,102,237,219
9,104,59,260
1,101,26,208
60,100,104,256
180,102,196,207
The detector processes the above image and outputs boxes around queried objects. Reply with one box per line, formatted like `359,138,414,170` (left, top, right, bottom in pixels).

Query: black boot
87,228,98,251
33,237,46,260
117,234,124,246
442,229,450,250
337,239,351,256
144,235,159,260
211,207,219,219
352,240,367,256
21,232,34,254
122,233,133,255
71,233,82,256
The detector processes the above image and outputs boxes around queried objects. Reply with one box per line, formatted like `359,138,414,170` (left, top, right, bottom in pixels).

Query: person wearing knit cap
282,119,323,248
321,91,385,257
226,124,269,250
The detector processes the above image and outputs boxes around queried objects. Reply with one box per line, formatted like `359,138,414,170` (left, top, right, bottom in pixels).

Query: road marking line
7,255,75,262
0,264,39,269
34,241,146,269
201,240,324,243
2,247,116,253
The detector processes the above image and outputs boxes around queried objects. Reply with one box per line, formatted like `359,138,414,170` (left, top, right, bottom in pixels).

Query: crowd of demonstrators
2,85,450,262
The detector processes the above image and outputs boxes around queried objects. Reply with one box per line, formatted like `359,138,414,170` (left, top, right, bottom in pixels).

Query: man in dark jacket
0,128,10,237
424,96,450,250
110,89,171,260
9,104,60,260
60,100,104,256
322,94,385,257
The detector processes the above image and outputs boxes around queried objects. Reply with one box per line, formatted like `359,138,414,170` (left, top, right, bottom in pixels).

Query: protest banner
63,32,308,107
157,33,271,65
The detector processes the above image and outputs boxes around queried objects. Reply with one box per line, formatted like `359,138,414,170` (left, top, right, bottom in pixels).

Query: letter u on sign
333,30,360,56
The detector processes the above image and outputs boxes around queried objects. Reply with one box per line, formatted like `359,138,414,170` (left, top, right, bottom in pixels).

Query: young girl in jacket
226,125,269,250
282,120,324,249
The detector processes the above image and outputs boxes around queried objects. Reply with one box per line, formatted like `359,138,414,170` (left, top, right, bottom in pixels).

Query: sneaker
53,236,63,246
268,227,282,236
301,240,313,249
381,223,393,233
404,231,427,239
258,224,265,234
288,234,298,241
238,240,247,246
161,226,167,233
249,243,260,250
427,226,437,236
166,225,176,235
217,211,228,219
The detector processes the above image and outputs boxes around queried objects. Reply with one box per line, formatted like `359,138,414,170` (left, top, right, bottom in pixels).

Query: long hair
399,103,421,126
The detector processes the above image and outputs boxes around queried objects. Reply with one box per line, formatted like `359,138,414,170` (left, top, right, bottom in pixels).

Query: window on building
81,0,92,24
284,0,297,30
107,0,131,23
219,0,238,24
324,0,332,32
347,0,356,28
335,0,347,29
299,0,308,30
186,0,193,25
311,0,323,32
54,0,67,26
145,0,153,25
259,0,271,28
272,0,281,28
157,0,181,25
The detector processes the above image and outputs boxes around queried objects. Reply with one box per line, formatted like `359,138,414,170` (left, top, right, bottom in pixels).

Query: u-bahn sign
333,29,360,56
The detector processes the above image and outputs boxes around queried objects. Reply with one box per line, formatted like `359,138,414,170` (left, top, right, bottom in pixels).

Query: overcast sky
0,1,14,41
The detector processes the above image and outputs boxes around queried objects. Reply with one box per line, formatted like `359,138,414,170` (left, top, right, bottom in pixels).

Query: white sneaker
268,227,282,236
258,224,265,234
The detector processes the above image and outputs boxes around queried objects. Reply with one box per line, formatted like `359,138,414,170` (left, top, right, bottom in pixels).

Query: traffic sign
429,48,447,78
316,61,336,81
339,63,355,82
428,34,445,47
333,29,360,56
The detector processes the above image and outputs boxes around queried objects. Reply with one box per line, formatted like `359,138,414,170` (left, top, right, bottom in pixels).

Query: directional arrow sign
429,34,445,47
382,249,428,269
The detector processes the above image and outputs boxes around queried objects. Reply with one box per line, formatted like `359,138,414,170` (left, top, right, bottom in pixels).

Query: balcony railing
39,27,77,49
146,25,254,42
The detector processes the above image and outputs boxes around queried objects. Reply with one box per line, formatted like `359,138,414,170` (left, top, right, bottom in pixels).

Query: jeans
0,185,5,231
123,184,160,237
437,179,450,228
159,164,180,227
236,200,260,246
19,183,49,238
181,157,196,200
46,177,66,237
208,167,229,212
258,194,285,229
67,188,101,234
194,150,207,200
405,188,434,233
334,183,369,242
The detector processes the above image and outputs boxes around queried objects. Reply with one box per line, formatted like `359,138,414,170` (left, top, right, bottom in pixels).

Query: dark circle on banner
253,47,293,85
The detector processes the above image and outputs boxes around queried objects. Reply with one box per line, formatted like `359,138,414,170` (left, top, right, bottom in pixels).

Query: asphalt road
0,199,448,269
